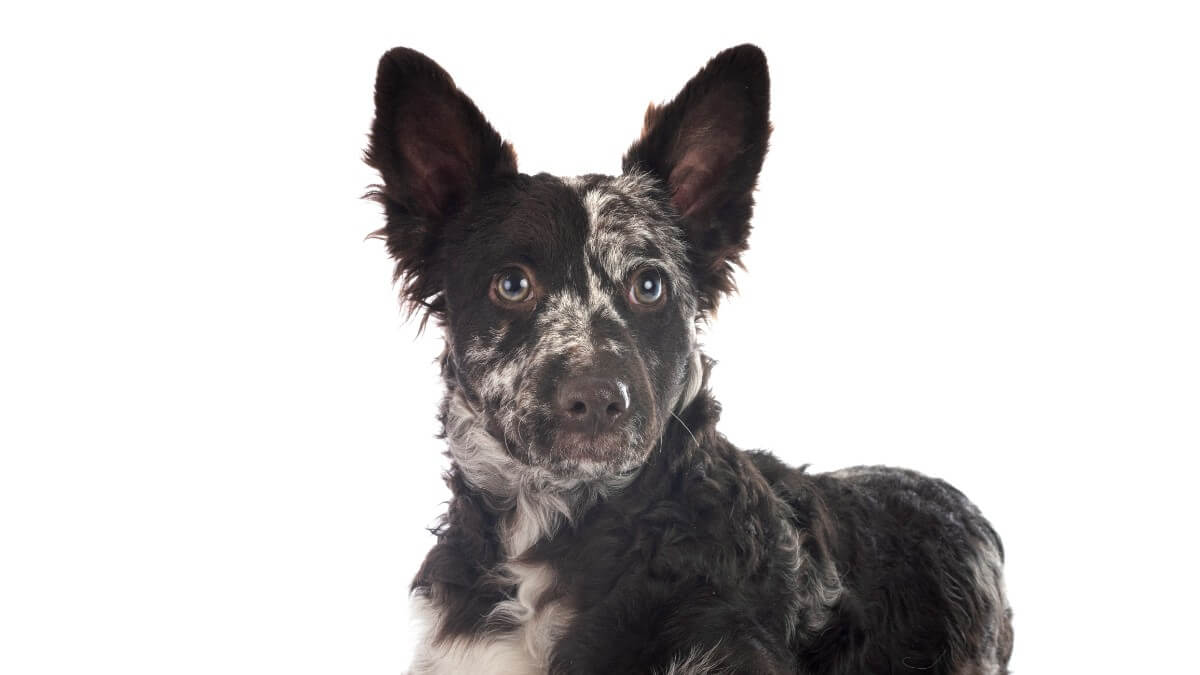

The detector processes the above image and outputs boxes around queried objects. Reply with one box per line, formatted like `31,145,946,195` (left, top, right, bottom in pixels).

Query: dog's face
367,46,770,478
440,172,698,476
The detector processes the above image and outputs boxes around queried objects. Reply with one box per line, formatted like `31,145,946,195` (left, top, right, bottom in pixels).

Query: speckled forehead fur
568,171,697,323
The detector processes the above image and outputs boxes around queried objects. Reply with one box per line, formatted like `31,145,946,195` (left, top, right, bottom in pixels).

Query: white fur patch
409,594,541,675
658,643,730,675
409,562,570,674
489,561,572,668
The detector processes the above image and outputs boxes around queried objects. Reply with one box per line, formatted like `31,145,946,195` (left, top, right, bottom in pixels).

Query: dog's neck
435,343,710,558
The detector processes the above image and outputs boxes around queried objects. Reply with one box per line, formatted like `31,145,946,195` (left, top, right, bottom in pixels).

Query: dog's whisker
669,410,699,448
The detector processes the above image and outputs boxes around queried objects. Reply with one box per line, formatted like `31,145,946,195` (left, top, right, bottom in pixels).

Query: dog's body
367,45,1012,674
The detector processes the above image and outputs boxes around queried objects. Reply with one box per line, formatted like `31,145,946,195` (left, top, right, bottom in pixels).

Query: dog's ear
622,44,770,314
365,47,518,321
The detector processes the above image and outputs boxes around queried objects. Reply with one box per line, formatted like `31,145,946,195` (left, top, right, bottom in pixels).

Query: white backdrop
2,2,1197,673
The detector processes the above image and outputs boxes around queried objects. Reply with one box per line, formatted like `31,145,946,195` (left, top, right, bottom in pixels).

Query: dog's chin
483,416,649,480
544,430,648,477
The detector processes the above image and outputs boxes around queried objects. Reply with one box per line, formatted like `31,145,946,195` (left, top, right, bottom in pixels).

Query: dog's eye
493,267,532,304
629,268,665,307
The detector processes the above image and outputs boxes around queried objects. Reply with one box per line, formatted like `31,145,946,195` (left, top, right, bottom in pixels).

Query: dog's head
366,46,769,479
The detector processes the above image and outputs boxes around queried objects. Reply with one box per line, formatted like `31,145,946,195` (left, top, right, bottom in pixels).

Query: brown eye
493,267,532,304
629,268,666,307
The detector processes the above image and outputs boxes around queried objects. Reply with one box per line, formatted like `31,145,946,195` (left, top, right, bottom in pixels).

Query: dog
365,44,1013,675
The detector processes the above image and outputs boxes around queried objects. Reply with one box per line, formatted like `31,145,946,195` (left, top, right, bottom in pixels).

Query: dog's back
753,454,1013,674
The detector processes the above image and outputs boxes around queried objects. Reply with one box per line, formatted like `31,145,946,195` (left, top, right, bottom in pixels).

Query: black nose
556,376,630,436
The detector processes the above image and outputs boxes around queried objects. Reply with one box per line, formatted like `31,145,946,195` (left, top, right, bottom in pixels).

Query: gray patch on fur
777,517,844,639
959,537,1010,675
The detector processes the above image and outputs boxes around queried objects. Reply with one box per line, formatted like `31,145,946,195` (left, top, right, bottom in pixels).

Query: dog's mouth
482,411,649,476
552,424,645,464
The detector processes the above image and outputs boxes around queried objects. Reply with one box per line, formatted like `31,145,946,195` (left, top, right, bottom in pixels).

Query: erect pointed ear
365,47,517,320
622,44,770,313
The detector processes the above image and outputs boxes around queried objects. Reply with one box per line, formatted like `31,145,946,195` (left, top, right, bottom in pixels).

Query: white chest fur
408,561,569,675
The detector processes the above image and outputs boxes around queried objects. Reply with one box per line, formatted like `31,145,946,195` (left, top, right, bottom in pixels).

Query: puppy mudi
366,45,1012,674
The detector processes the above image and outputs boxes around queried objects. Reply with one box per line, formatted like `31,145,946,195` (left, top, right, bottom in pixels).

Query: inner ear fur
622,44,771,314
364,47,517,321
